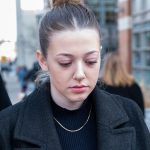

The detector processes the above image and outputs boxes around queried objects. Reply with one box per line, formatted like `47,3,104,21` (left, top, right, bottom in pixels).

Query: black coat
0,74,11,111
0,85,150,150
99,82,145,114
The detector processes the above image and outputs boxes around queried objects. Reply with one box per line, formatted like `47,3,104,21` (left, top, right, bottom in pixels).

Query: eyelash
59,62,72,67
86,61,97,65
59,61,97,67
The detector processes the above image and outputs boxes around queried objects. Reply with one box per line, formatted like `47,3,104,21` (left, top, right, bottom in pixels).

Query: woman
0,0,150,149
0,73,11,111
99,52,145,115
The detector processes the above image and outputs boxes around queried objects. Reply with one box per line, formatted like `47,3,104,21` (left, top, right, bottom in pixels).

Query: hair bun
52,0,82,7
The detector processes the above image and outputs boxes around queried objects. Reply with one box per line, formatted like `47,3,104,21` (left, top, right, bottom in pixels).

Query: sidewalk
3,71,21,104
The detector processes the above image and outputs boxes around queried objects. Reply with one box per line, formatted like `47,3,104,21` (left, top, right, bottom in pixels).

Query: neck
50,85,84,110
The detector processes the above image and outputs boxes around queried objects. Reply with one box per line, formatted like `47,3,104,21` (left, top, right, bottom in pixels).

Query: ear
36,50,48,71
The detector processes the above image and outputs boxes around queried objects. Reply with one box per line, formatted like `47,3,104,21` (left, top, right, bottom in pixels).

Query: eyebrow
85,51,99,56
56,51,99,57
56,53,73,57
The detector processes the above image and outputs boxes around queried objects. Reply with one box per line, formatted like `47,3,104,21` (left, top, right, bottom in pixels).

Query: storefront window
133,33,141,48
143,31,150,47
144,71,150,85
144,51,150,66
133,69,142,83
133,51,142,66
141,0,146,10
132,0,136,14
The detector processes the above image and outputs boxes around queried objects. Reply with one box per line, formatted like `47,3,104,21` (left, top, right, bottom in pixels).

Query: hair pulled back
39,0,100,58
53,0,81,7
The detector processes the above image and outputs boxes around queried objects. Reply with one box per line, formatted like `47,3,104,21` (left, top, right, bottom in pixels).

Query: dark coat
0,74,11,111
99,82,145,114
0,85,150,150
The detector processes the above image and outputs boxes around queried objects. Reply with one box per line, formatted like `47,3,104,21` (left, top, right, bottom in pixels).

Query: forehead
52,28,99,40
48,28,100,55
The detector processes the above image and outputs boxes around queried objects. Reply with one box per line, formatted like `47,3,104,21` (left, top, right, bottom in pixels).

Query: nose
73,62,86,81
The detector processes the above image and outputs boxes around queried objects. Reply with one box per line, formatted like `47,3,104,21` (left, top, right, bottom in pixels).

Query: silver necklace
53,105,92,133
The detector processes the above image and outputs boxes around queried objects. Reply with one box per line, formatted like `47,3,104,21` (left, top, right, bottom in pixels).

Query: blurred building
16,0,41,69
118,0,132,73
16,0,50,69
88,0,150,88
86,0,118,53
132,0,150,87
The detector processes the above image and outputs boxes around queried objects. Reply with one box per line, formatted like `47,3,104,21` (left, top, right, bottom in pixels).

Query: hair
39,0,100,58
99,51,134,87
52,0,81,7
36,0,101,86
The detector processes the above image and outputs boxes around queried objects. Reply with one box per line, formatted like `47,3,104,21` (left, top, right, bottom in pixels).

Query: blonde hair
100,52,134,86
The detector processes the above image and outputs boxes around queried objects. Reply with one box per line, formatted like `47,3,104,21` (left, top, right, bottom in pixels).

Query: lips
69,85,88,93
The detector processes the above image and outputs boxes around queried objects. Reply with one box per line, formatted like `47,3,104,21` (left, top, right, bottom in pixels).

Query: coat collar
92,86,129,128
92,87,135,149
14,85,62,150
14,84,134,150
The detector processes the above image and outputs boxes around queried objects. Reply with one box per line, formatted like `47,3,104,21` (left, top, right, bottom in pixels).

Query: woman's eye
86,61,97,65
59,62,72,67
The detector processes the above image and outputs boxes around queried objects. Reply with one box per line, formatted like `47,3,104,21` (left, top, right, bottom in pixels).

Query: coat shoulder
98,88,142,114
98,88,149,130
0,87,41,123
96,87,146,127
95,88,150,149
0,100,25,128
0,90,37,129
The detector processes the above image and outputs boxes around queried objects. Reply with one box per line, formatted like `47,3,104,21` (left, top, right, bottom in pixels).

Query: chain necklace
53,105,92,133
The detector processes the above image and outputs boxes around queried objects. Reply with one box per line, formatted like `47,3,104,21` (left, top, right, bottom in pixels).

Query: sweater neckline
51,97,92,130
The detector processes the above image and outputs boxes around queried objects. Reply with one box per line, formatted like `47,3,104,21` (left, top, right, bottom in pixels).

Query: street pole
99,0,107,54
99,0,105,27
118,0,132,73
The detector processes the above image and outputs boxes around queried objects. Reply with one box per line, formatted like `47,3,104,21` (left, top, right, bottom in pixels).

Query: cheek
89,70,99,79
49,67,71,85
87,64,100,81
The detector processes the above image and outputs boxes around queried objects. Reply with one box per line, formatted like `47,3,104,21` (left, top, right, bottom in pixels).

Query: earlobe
36,50,48,71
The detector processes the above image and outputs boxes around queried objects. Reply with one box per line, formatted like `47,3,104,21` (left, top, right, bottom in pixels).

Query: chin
70,94,89,103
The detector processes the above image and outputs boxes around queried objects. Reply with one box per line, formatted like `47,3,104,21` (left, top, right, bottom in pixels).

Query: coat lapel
97,126,135,150
14,85,62,150
92,87,135,150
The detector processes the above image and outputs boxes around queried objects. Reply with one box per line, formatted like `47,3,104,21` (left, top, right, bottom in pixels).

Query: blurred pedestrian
0,0,150,149
24,61,41,94
99,51,145,115
0,73,12,111
16,65,28,98
24,61,40,83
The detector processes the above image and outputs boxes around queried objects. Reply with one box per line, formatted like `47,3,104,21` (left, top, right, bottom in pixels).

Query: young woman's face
39,29,101,109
